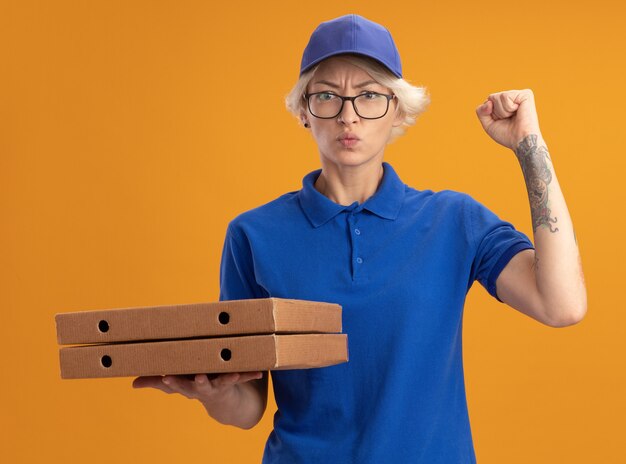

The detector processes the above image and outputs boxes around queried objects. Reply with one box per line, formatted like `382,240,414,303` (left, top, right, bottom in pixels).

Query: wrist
513,133,547,159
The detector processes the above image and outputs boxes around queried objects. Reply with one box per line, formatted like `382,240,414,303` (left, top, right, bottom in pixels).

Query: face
302,56,403,170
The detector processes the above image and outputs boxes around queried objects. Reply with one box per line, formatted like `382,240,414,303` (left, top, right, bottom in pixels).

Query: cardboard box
55,298,342,345
59,333,349,379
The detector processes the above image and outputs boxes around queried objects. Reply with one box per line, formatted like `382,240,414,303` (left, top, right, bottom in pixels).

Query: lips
337,133,360,141
338,133,360,148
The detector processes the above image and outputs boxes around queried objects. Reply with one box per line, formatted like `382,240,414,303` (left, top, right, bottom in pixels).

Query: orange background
2,1,625,462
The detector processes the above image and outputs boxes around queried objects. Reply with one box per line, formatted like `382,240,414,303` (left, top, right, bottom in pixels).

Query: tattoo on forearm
515,134,559,233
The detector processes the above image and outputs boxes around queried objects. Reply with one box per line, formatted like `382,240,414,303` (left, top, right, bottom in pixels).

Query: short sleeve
219,223,268,302
465,195,535,302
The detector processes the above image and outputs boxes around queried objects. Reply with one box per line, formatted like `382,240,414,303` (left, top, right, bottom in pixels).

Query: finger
488,95,508,119
133,376,178,395
499,92,520,114
490,92,520,119
486,94,505,119
193,373,213,393
476,99,491,115
133,376,165,389
476,100,495,127
193,372,258,394
236,371,264,383
162,375,196,397
210,372,242,389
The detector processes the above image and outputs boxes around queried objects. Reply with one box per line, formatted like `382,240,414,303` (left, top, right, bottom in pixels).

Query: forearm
515,133,587,324
201,377,267,430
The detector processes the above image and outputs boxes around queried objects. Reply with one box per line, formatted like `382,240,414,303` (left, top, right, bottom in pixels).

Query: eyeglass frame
303,91,397,120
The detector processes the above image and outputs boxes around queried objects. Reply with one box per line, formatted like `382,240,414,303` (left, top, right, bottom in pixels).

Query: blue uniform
219,162,534,463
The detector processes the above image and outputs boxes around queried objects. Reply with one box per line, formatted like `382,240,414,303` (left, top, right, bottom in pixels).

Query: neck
314,160,384,206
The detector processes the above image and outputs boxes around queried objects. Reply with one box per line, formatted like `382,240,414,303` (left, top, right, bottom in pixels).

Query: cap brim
300,51,402,78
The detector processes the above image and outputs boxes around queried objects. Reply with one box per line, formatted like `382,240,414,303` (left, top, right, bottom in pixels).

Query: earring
304,122,310,128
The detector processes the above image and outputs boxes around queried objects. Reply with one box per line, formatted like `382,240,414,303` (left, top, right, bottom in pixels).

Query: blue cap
300,14,402,78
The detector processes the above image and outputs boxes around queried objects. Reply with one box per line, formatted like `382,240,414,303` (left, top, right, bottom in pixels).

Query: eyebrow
311,79,380,89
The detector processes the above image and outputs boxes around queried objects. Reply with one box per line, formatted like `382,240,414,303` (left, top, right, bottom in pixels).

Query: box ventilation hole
101,355,112,368
218,312,230,325
220,349,232,361
98,320,109,333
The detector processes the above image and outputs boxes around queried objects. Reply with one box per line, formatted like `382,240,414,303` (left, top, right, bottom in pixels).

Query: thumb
477,99,492,115
476,100,494,127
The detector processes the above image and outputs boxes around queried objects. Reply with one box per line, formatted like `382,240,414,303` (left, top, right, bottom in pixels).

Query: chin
323,150,380,168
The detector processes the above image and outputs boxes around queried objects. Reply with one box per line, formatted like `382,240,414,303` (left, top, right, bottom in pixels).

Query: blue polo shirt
219,162,534,463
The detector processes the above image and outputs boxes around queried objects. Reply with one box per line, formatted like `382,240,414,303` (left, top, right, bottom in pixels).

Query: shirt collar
298,162,406,228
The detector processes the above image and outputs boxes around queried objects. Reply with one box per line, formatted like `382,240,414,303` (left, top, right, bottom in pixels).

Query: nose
338,97,359,124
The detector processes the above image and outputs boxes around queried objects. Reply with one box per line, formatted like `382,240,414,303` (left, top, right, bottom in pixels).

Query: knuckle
163,377,185,392
164,382,181,393
219,373,239,384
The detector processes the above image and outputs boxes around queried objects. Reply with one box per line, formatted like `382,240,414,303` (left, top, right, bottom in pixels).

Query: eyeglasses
304,91,396,120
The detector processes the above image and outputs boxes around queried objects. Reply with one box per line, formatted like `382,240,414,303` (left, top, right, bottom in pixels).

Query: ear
391,100,404,127
391,110,404,127
300,112,310,128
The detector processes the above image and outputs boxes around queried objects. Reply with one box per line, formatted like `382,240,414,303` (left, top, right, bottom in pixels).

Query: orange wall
2,1,624,462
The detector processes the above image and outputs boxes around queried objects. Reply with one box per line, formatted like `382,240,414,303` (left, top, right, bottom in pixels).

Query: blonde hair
285,54,430,143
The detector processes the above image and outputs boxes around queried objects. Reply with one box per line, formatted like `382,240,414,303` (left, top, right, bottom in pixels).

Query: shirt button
354,228,361,235
356,257,363,264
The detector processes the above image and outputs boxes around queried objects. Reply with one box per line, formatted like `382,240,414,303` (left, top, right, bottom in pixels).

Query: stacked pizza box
55,298,348,379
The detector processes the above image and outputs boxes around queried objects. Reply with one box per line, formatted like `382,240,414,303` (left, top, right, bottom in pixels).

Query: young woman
134,14,586,463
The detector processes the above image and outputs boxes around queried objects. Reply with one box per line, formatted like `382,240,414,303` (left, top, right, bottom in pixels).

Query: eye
361,92,381,100
316,92,336,102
